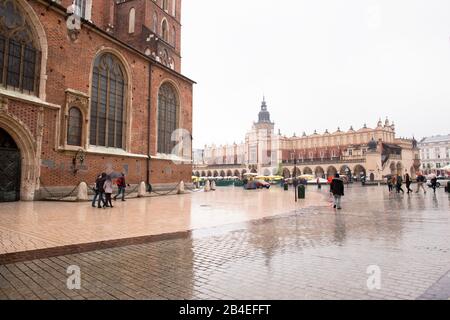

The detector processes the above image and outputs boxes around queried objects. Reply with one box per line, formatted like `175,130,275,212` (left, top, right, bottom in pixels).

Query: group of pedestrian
329,171,437,211
387,175,406,194
91,173,128,209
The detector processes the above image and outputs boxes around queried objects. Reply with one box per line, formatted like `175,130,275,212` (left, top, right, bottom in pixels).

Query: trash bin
447,181,450,193
298,185,306,199
284,184,289,191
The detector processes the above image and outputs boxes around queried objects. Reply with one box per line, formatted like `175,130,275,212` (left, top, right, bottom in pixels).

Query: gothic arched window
90,53,127,149
158,83,179,154
161,19,168,41
74,0,92,20
153,12,158,33
172,0,176,16
0,0,40,95
128,7,135,34
67,107,82,146
171,26,176,47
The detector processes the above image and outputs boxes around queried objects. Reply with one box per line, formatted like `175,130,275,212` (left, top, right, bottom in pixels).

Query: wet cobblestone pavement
1,185,450,300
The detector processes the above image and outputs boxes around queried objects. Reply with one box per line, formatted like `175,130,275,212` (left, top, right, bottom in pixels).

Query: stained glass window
90,53,127,149
158,83,179,154
67,107,82,146
0,0,40,95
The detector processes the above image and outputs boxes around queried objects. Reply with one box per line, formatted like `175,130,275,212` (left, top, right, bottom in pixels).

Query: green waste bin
446,181,450,193
284,184,289,191
298,185,306,199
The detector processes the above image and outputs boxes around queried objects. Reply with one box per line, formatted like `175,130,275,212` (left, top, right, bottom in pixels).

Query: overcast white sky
182,0,450,149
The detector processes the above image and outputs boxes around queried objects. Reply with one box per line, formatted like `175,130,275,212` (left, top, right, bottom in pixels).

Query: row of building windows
0,1,179,156
72,0,177,21
420,148,450,159
66,53,179,155
422,162,450,169
155,0,177,17
128,7,177,47
69,1,177,48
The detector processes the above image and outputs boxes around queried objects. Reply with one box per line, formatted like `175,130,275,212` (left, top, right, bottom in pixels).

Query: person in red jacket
113,173,127,202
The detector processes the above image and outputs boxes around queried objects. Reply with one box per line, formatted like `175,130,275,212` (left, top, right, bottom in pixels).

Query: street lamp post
294,158,298,202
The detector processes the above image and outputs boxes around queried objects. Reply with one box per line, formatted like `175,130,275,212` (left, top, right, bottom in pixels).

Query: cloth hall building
194,99,420,182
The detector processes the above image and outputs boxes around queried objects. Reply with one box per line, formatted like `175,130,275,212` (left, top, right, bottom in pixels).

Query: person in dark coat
405,173,413,194
96,173,107,209
330,173,345,210
416,173,427,194
396,175,405,194
92,174,103,208
431,176,438,193
387,176,393,193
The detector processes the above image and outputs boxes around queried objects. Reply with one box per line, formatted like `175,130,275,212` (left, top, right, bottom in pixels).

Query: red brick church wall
8,0,194,190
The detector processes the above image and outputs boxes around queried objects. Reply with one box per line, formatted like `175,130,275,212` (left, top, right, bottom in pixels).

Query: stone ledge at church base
34,183,196,201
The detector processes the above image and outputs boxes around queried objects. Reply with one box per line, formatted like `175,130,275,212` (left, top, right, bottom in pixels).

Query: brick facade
0,0,194,200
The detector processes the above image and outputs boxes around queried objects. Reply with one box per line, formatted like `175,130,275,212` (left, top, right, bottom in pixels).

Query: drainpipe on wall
147,61,153,188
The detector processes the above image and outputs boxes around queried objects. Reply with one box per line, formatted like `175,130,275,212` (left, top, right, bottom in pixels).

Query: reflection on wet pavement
1,186,450,300
0,187,322,255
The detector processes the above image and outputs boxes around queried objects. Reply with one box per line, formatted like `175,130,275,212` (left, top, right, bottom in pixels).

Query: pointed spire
377,118,383,127
261,97,267,111
257,96,271,123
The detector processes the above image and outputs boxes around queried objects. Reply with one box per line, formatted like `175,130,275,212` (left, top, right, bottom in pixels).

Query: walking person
387,176,393,193
396,175,405,194
431,176,438,193
113,173,127,202
96,173,107,209
92,174,103,208
317,177,322,190
405,173,413,194
103,175,114,209
330,173,345,210
416,173,427,194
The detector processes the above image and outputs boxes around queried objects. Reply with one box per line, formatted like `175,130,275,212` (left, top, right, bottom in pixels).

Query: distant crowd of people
386,172,437,195
328,172,440,211
92,173,128,209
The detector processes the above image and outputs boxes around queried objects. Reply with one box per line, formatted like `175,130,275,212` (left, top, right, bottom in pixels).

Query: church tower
254,97,275,132
246,98,276,170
